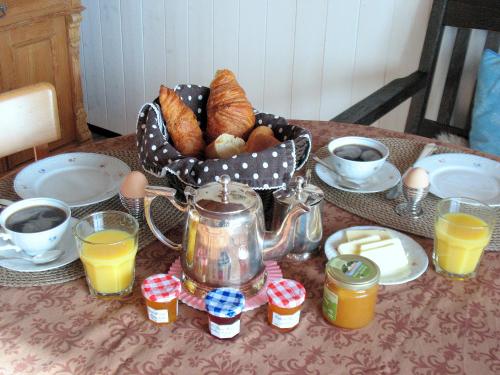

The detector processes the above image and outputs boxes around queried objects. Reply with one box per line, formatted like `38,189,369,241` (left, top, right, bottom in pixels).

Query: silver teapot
271,174,324,261
144,175,309,297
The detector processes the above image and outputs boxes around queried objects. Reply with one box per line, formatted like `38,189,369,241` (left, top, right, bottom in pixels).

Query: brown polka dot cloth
136,84,312,190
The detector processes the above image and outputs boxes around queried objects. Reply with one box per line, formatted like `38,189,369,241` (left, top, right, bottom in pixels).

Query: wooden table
0,121,498,375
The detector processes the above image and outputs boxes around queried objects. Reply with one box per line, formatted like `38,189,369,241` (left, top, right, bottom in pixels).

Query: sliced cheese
359,238,408,276
346,229,392,242
359,238,401,252
337,235,381,255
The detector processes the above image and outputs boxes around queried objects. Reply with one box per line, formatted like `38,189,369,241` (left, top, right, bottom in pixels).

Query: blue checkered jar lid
204,288,245,318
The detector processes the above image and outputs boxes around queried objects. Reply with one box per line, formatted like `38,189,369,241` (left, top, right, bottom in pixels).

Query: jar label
209,320,240,339
272,310,300,329
330,258,370,279
147,306,169,323
322,287,338,321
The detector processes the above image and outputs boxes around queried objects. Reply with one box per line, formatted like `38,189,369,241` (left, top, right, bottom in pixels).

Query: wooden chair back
407,0,500,137
0,82,61,159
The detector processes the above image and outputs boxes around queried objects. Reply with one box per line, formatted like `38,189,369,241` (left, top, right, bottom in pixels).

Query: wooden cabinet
0,0,90,172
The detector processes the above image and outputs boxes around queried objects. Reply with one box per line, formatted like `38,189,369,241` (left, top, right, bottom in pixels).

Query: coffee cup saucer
314,159,401,193
0,217,79,272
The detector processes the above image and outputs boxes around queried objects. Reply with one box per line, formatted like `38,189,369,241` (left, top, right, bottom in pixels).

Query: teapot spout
262,203,309,261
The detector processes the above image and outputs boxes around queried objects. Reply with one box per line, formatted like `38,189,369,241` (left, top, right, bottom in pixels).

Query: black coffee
5,205,67,233
334,144,383,162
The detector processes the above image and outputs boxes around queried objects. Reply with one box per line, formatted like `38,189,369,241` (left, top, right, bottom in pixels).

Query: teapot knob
220,174,231,203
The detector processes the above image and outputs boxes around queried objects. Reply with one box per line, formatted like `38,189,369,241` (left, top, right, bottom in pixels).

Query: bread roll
159,85,205,157
245,126,281,153
207,69,255,141
205,133,246,159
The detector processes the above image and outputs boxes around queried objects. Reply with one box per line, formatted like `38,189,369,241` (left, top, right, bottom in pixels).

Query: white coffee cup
327,136,389,182
0,198,71,256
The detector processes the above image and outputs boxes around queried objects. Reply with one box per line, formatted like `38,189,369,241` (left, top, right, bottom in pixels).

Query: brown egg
403,167,429,189
120,171,149,198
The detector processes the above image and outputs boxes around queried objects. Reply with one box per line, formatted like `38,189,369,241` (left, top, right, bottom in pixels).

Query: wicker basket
136,84,312,220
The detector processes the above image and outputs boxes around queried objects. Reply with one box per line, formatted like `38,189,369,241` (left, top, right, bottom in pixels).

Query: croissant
206,70,255,142
159,85,205,157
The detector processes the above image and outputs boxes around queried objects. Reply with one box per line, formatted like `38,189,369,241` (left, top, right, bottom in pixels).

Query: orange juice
434,213,491,275
80,229,137,294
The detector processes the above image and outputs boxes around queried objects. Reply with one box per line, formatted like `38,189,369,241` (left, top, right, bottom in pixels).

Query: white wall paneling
238,0,267,111
121,0,145,134
99,0,127,135
263,0,297,118
80,0,107,129
81,0,486,135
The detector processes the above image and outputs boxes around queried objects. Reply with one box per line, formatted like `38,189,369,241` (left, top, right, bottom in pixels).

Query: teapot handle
144,186,186,251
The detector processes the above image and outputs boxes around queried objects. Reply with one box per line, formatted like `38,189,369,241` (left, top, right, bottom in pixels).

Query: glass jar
322,255,380,329
266,279,306,332
141,274,181,325
204,288,245,339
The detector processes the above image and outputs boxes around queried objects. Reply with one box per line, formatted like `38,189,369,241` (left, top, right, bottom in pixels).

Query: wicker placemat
310,138,500,251
0,149,183,287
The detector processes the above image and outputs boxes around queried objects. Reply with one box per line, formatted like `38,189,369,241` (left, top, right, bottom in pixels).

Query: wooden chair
0,82,61,160
332,0,500,138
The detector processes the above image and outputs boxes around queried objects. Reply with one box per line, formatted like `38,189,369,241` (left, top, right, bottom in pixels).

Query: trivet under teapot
167,258,282,311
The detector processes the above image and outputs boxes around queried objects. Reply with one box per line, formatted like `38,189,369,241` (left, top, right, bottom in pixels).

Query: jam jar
204,288,245,339
141,274,181,325
266,279,306,332
322,255,380,329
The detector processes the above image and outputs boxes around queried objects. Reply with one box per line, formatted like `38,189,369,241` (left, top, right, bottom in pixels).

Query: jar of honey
323,255,380,329
204,288,245,339
266,279,306,332
141,274,181,325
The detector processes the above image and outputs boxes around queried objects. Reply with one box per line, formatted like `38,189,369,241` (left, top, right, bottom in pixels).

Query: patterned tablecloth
1,121,499,375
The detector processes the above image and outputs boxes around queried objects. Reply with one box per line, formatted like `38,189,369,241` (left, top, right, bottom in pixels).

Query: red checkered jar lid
142,274,181,303
266,279,306,308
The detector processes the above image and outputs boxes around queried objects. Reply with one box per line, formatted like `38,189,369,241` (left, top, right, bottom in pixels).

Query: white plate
413,153,500,206
14,153,130,207
324,226,429,285
314,159,401,193
0,217,79,272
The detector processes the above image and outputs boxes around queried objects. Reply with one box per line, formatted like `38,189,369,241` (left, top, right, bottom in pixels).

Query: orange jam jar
323,255,380,329
141,274,181,325
266,279,306,332
204,288,245,339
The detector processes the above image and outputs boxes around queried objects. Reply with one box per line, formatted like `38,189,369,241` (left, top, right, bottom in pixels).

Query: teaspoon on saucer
313,156,362,190
0,248,64,264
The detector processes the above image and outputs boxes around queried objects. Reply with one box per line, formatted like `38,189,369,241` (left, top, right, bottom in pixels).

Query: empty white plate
414,153,500,206
324,226,429,285
14,153,130,207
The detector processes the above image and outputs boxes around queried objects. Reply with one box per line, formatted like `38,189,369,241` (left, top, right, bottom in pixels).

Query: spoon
0,248,64,264
313,156,362,190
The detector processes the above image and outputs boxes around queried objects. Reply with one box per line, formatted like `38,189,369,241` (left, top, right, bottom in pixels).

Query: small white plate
324,226,429,285
0,217,79,272
314,159,401,193
14,152,130,207
413,153,500,206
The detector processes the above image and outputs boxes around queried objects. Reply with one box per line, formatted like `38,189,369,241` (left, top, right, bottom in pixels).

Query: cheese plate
324,226,429,285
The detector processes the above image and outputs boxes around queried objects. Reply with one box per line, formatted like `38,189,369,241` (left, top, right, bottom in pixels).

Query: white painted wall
80,0,489,135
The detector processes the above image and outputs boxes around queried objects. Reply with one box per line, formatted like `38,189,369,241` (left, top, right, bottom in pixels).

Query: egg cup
395,184,430,218
119,193,145,223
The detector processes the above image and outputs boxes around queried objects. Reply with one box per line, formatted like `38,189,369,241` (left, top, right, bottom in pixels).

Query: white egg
403,167,429,189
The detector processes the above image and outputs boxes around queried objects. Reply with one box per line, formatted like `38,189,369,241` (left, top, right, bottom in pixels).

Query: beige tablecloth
0,121,498,375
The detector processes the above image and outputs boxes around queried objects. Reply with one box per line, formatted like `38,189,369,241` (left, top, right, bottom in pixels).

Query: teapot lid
273,174,324,207
193,175,258,214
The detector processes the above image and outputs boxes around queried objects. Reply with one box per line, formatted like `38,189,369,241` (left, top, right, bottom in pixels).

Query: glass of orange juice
433,197,495,280
74,211,139,298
